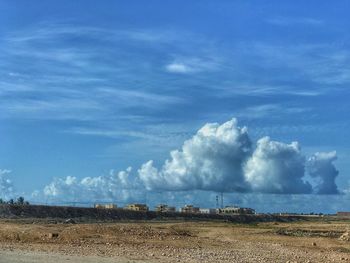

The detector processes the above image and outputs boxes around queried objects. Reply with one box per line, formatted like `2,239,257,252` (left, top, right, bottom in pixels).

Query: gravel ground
0,250,147,263
0,219,349,262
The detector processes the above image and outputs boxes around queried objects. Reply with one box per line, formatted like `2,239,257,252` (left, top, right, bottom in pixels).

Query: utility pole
216,195,219,209
221,192,224,208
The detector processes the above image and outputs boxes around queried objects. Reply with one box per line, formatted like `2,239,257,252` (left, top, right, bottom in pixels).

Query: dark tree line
0,196,30,205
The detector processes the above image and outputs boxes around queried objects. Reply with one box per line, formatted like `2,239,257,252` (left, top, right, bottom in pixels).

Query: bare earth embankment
0,218,350,263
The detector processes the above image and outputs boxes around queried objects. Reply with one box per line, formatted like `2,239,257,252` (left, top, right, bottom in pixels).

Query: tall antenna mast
221,192,224,208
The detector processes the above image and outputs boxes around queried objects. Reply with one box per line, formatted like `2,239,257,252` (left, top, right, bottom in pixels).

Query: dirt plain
0,218,349,263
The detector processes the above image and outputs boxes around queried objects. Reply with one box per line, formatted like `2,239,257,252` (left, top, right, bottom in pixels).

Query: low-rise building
180,205,200,214
155,204,176,213
240,207,256,214
218,206,255,215
94,203,117,209
277,212,299,216
125,203,149,212
199,208,217,214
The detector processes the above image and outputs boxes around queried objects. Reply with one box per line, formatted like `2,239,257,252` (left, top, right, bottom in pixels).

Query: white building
199,208,217,214
218,206,255,215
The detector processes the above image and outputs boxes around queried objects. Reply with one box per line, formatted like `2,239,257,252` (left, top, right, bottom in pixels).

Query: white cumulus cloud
244,137,312,194
139,119,340,195
43,167,144,202
139,119,252,192
307,151,339,194
41,118,341,202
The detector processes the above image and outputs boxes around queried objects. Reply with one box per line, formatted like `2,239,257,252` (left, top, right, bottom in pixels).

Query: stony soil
0,219,349,262
0,250,138,263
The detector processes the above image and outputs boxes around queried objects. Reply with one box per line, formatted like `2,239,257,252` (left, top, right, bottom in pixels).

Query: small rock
48,233,59,239
339,232,350,241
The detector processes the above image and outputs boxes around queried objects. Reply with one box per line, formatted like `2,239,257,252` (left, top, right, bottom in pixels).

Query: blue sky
1,1,350,213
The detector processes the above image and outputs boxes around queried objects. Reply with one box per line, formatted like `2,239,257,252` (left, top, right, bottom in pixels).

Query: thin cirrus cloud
2,22,348,127
0,97,104,121
0,89,185,121
241,43,350,88
266,17,324,26
4,24,179,46
0,23,197,122
95,88,186,107
214,84,324,97
233,104,310,119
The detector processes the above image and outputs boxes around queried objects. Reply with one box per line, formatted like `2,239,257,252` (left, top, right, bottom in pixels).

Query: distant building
94,203,117,209
125,203,149,212
180,205,200,214
155,204,176,213
337,212,350,217
218,206,255,215
104,204,117,209
199,208,217,214
277,212,299,216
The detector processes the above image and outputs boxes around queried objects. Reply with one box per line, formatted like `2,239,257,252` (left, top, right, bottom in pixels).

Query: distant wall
0,204,306,223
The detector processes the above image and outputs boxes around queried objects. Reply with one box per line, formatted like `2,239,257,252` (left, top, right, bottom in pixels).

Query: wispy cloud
213,83,324,97
0,88,185,121
96,88,186,106
267,17,324,26
243,43,350,87
1,21,348,147
203,42,350,101
67,122,193,145
234,104,311,119
68,128,166,141
0,23,194,122
165,62,193,73
0,97,104,121
165,57,220,74
4,23,177,45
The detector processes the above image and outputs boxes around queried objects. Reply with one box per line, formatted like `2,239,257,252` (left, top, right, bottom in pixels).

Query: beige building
155,204,176,213
94,203,117,209
180,205,200,213
125,203,149,212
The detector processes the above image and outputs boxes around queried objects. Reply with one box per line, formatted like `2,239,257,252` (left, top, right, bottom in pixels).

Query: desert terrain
0,218,349,263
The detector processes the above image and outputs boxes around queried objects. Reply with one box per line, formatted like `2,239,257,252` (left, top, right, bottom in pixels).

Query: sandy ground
0,219,349,262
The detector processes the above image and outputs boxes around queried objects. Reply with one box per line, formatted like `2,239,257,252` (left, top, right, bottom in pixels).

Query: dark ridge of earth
0,204,310,223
